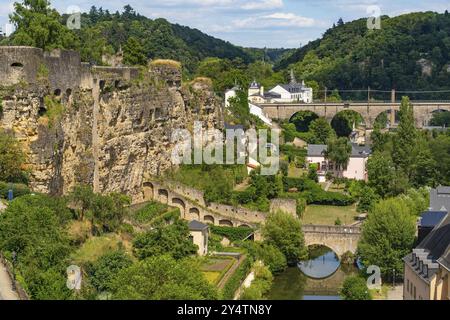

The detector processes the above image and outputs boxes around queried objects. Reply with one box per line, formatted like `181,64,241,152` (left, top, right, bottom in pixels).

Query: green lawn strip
302,204,358,225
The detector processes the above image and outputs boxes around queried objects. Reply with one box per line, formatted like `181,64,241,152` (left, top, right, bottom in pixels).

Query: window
413,286,416,300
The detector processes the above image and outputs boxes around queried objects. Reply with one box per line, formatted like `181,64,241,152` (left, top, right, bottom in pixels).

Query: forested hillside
1,3,256,73
276,12,450,100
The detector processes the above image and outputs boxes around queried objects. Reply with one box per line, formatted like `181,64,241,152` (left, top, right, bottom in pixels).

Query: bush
340,276,372,300
221,257,252,299
240,263,273,300
243,242,287,274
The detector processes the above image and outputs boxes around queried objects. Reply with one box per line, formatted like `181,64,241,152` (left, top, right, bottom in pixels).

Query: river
266,245,358,300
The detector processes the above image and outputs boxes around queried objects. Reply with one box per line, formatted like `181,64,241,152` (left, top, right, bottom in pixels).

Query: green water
266,246,358,300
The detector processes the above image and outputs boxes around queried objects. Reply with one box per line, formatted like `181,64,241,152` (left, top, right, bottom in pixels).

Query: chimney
260,86,264,96
391,89,396,103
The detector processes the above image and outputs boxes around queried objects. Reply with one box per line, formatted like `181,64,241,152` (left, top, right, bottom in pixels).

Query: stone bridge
142,180,269,228
303,225,361,257
258,101,450,129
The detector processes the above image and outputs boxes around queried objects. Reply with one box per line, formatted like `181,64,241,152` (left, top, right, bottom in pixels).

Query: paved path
217,255,246,290
386,284,404,300
0,261,19,300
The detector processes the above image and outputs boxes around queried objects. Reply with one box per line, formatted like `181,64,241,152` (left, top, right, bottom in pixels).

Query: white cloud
233,12,318,29
241,0,284,10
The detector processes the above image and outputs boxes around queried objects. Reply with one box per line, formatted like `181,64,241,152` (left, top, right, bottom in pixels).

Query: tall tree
357,198,416,281
391,97,417,179
123,36,147,66
309,117,335,144
0,130,27,183
9,0,78,50
325,137,352,177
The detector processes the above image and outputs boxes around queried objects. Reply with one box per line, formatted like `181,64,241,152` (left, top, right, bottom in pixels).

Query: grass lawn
71,234,127,264
202,271,221,284
302,204,358,226
288,165,306,178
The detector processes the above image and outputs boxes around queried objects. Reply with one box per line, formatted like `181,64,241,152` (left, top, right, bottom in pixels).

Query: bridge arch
171,197,186,218
187,207,200,221
203,215,215,225
330,110,366,137
289,110,320,132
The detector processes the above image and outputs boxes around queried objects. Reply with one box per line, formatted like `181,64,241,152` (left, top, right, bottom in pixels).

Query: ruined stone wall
0,47,223,199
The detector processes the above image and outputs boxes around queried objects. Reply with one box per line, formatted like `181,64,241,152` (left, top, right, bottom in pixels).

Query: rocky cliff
0,62,222,202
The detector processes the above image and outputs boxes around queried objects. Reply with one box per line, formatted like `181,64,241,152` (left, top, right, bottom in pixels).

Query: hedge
221,256,252,300
282,177,354,206
0,182,30,199
210,225,254,243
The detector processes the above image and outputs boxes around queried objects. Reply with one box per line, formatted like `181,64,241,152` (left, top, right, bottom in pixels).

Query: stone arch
330,110,366,137
239,224,251,228
187,207,200,221
171,197,186,217
374,109,399,128
219,219,234,227
143,182,154,201
66,88,72,97
203,215,215,225
288,110,320,132
99,80,106,90
305,242,342,259
54,88,62,97
11,62,24,68
428,108,450,126
157,189,169,204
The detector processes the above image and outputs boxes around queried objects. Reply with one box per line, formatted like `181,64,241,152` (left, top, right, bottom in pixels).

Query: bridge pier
303,225,361,257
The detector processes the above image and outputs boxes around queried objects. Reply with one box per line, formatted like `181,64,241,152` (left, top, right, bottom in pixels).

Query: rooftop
419,211,447,228
188,220,209,231
307,144,372,158
429,186,450,212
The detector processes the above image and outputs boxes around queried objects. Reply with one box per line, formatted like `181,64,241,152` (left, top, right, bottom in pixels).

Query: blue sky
0,0,449,48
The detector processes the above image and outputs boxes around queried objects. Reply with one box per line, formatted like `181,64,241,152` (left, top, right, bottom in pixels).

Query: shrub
0,182,30,199
340,276,372,300
221,257,252,299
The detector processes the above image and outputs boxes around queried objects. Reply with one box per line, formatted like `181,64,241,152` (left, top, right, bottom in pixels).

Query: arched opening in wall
429,109,450,127
374,110,399,129
54,89,62,97
331,110,365,138
239,224,250,228
38,106,47,117
219,219,233,227
203,215,215,225
188,207,200,221
11,62,24,68
158,189,169,204
171,198,186,218
66,88,72,98
99,80,106,91
10,62,24,83
289,111,320,133
114,80,120,88
142,182,154,201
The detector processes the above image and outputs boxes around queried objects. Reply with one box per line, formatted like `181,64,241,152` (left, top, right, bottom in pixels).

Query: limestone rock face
0,65,222,201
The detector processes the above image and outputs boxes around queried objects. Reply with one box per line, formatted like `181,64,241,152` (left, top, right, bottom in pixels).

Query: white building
307,144,371,182
225,86,238,108
248,71,313,104
188,220,209,256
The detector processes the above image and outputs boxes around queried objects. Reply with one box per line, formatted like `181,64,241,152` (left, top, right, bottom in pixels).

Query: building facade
306,144,371,182
188,220,209,256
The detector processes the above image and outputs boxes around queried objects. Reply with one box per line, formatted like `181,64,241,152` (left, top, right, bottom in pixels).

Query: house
225,86,239,108
403,213,450,300
306,144,371,182
247,71,313,105
403,186,450,300
188,220,209,256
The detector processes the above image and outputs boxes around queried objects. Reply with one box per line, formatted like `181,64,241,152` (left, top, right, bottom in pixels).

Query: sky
0,0,449,48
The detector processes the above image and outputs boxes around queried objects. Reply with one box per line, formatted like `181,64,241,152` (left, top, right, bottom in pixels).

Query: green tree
88,251,133,292
357,198,416,281
9,0,78,50
133,219,197,260
110,255,218,300
325,137,352,177
262,211,307,264
0,130,27,183
429,111,450,127
290,111,319,132
309,117,335,144
392,97,418,179
123,36,147,66
340,276,371,300
357,186,379,213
